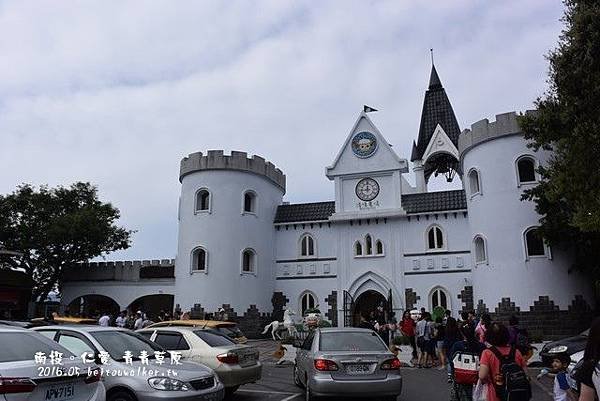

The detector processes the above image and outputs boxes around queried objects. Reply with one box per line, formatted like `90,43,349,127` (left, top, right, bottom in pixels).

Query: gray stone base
476,295,593,340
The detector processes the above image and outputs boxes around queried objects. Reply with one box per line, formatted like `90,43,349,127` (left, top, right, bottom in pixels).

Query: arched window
474,236,487,264
375,240,384,255
243,191,257,213
468,169,481,196
517,156,537,185
300,292,316,315
427,226,444,250
191,247,207,272
524,227,546,258
195,189,210,212
300,234,315,257
355,241,363,256
431,287,449,311
242,249,256,273
365,234,373,255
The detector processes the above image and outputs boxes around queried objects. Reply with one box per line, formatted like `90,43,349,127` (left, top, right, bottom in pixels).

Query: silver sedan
293,327,402,401
0,326,105,401
33,325,224,401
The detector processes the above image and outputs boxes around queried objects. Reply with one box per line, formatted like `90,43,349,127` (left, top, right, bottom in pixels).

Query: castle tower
460,113,591,320
175,150,285,321
411,64,462,192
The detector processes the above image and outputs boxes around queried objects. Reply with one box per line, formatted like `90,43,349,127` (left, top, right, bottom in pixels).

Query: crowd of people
397,308,535,401
95,309,176,329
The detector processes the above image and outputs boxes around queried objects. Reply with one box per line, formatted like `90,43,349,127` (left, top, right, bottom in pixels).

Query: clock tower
326,111,409,220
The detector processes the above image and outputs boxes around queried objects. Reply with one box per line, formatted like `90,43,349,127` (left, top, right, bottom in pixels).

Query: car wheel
108,390,136,401
293,365,303,388
224,386,239,398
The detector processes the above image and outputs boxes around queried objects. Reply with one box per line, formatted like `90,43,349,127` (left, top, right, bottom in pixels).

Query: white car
137,327,261,396
0,326,105,401
33,325,224,401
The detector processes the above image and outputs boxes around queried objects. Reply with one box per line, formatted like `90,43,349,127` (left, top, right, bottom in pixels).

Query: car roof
0,325,30,333
34,325,128,333
147,319,237,328
317,327,375,333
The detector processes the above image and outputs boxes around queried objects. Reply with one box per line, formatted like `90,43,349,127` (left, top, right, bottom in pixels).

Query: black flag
363,105,378,113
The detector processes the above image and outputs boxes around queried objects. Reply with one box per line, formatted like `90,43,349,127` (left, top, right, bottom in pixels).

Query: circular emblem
351,132,378,158
355,178,380,201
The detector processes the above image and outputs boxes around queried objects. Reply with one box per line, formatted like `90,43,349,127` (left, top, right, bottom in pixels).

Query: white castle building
62,66,592,338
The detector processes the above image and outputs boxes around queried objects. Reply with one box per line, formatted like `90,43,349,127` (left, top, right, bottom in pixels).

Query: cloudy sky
0,0,565,260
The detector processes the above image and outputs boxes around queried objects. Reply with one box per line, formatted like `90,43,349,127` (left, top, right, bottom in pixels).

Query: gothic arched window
300,234,315,257
365,234,373,255
474,236,487,264
468,169,481,196
242,248,256,273
191,247,207,272
427,226,445,250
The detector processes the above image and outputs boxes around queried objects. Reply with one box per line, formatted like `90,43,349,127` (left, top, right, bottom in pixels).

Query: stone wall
476,295,593,340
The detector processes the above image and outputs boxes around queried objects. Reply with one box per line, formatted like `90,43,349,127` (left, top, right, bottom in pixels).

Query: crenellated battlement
63,259,175,282
179,150,286,191
458,111,536,156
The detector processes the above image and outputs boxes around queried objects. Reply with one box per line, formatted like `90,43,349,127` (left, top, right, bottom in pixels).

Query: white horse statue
262,308,298,340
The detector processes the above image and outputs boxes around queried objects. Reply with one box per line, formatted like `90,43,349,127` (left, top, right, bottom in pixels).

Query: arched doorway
67,295,120,318
127,294,174,320
352,290,387,327
429,287,451,321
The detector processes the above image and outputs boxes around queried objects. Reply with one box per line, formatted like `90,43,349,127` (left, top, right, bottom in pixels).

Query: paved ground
225,340,554,401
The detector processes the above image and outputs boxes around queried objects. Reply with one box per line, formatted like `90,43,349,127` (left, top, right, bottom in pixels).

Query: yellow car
147,320,248,344
31,316,98,325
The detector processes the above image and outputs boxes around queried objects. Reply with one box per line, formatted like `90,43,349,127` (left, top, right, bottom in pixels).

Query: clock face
351,131,377,158
355,178,380,201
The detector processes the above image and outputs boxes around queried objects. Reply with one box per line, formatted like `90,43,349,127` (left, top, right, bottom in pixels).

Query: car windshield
0,332,74,362
91,330,163,361
194,330,236,347
319,331,387,352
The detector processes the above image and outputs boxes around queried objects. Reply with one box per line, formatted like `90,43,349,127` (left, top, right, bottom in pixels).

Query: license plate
346,363,371,375
45,383,75,400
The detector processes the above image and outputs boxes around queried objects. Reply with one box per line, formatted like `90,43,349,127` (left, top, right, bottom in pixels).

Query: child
549,353,575,401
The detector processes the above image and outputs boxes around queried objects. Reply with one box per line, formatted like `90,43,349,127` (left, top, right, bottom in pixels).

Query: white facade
61,69,592,335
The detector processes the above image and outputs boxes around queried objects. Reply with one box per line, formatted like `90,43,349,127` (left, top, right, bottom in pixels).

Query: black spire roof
411,64,461,162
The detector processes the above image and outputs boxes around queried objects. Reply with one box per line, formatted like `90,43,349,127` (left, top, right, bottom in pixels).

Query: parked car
567,350,584,392
0,319,46,328
30,316,99,326
293,327,402,401
33,325,224,401
146,320,248,344
539,329,588,367
137,327,261,396
0,325,105,401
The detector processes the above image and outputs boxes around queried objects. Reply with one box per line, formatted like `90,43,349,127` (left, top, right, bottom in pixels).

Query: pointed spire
428,64,442,89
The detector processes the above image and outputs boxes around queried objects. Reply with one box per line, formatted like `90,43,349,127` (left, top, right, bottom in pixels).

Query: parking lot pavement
236,340,553,401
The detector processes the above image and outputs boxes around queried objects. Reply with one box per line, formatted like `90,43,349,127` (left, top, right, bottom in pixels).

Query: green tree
0,182,133,303
519,0,600,284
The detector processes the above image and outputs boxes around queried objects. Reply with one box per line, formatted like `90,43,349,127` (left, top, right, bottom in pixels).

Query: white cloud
0,0,565,259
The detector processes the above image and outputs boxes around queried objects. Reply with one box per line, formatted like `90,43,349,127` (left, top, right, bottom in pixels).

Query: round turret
459,112,590,314
174,150,285,318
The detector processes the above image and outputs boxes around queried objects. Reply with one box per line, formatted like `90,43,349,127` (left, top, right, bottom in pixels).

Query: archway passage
127,294,174,320
352,290,387,327
67,294,120,318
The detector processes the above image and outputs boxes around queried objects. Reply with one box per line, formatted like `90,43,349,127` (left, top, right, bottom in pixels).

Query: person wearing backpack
479,322,531,401
507,316,533,362
449,322,486,401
